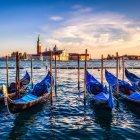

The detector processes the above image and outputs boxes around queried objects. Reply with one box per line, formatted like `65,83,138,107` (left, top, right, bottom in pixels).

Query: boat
105,70,140,106
0,71,30,104
125,68,140,90
86,71,114,110
2,71,54,113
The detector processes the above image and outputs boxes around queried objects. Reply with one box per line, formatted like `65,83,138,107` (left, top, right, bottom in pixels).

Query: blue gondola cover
93,92,109,101
86,70,114,109
14,71,53,103
125,68,140,86
127,92,140,101
86,71,106,95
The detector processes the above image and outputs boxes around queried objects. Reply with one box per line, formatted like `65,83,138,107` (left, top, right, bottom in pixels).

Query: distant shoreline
0,59,140,62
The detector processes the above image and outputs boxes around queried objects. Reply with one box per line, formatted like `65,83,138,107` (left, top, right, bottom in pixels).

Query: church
32,35,69,61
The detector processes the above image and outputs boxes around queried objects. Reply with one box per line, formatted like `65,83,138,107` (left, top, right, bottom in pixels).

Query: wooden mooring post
16,52,20,98
78,55,80,91
119,57,121,72
31,56,33,88
122,56,125,80
84,49,87,106
50,51,53,105
55,54,57,96
6,56,9,87
101,54,103,84
116,52,119,95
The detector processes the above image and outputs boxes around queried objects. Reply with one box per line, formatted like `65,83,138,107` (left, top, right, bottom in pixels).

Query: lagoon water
0,60,140,140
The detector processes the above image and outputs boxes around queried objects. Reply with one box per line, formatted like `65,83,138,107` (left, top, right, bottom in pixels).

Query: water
0,60,140,140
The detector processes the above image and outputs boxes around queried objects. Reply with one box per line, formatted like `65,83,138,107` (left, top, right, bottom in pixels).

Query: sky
0,0,140,58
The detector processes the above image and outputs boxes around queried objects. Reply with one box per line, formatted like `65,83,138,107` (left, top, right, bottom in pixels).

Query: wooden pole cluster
116,52,119,95
6,56,9,87
78,55,80,91
16,52,20,98
84,49,87,106
31,56,33,88
122,56,125,80
101,54,104,84
55,54,57,96
50,51,53,105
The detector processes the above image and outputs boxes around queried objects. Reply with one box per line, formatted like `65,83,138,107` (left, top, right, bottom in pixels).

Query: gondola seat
15,94,38,103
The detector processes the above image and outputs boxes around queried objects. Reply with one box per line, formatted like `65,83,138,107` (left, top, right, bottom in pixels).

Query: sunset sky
0,0,140,58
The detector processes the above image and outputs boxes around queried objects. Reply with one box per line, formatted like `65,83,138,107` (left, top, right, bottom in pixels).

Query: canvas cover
125,68,140,86
14,71,52,103
86,71,106,95
127,92,140,101
105,70,136,95
86,71,114,109
93,92,109,101
0,72,30,94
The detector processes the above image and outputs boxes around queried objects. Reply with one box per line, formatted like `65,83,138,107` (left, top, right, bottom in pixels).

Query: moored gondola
0,71,30,104
105,70,140,106
3,71,54,113
125,68,140,90
86,71,114,110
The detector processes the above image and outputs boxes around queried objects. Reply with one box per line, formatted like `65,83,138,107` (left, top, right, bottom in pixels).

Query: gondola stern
2,85,8,98
2,85,13,113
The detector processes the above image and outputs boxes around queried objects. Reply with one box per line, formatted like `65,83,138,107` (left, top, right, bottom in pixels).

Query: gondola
2,71,54,113
125,68,140,90
86,71,114,110
105,70,140,106
0,71,30,104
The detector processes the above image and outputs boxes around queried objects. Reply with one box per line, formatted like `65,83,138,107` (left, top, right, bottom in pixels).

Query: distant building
123,55,140,60
105,54,140,60
31,35,68,61
9,51,28,60
42,46,69,61
69,53,90,60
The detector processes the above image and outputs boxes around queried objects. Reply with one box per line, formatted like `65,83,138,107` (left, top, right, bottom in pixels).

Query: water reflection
90,101,113,140
121,99,140,117
8,103,50,140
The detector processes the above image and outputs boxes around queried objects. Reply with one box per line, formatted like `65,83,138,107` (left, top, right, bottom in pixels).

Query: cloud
72,4,93,13
50,16,63,21
42,6,140,58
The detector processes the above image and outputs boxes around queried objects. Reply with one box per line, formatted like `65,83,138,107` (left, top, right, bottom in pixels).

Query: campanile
37,35,42,55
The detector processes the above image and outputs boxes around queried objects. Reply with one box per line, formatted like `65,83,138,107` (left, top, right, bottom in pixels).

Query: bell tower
37,34,42,55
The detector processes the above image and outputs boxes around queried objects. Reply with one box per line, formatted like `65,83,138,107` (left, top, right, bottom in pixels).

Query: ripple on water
0,60,140,139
